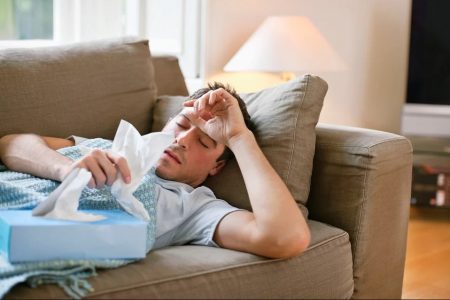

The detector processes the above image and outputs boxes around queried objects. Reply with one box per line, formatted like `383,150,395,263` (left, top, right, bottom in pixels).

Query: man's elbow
279,230,311,259
0,134,18,163
260,228,311,259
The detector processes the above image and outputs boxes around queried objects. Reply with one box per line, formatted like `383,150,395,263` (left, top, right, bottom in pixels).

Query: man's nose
176,128,196,148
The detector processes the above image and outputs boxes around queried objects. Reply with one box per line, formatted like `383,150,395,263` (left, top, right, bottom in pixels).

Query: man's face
155,108,226,187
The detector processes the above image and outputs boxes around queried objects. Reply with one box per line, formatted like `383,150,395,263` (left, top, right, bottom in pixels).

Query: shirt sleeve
66,135,89,145
170,199,244,248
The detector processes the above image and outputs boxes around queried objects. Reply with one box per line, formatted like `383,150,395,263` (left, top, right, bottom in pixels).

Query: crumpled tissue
31,167,100,222
32,120,173,222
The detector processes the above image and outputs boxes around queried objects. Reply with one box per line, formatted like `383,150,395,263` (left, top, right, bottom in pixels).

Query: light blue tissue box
0,210,147,263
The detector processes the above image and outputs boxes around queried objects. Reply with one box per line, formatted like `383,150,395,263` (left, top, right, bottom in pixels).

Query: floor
402,206,450,299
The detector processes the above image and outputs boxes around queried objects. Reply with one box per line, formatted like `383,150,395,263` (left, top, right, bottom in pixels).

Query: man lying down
0,83,310,259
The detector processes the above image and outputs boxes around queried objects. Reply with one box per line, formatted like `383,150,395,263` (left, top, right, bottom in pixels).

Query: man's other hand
183,88,249,146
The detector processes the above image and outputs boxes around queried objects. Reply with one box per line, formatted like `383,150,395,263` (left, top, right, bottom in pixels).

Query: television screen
407,0,450,105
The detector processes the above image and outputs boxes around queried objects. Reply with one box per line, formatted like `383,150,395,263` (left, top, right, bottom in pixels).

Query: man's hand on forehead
186,90,231,118
182,88,249,146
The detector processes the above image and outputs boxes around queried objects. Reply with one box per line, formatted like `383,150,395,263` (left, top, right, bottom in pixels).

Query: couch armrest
307,123,412,299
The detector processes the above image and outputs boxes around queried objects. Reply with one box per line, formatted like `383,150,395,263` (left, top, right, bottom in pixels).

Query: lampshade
224,16,346,73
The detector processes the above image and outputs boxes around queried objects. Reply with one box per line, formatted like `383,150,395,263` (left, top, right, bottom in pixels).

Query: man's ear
209,160,226,176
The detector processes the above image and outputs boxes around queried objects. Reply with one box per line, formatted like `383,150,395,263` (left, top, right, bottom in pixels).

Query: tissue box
0,210,147,263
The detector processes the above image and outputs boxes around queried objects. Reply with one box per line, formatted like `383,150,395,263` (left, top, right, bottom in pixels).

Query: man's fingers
212,88,236,102
74,150,130,189
186,89,235,111
194,98,205,113
72,161,95,188
199,96,208,112
209,89,238,110
183,99,195,107
192,95,227,118
188,114,208,132
210,97,228,114
88,177,96,189
210,105,225,116
84,157,107,188
208,90,218,106
90,149,119,187
95,155,118,186
106,152,131,184
209,93,220,106
187,91,213,112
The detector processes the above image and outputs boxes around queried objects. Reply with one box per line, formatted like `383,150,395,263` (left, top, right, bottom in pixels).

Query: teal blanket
0,138,157,298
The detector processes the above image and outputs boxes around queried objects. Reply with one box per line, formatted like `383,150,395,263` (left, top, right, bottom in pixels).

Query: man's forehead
170,108,219,147
178,108,192,119
177,107,213,121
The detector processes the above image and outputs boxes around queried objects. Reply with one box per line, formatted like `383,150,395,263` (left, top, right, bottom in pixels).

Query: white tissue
109,120,173,221
32,168,106,222
32,120,174,222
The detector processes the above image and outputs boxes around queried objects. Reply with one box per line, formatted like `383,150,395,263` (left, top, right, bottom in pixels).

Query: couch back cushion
153,75,328,216
152,56,189,97
0,37,157,139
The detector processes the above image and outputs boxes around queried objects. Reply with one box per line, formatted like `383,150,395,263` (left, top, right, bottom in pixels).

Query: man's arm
214,131,310,258
0,134,74,181
185,89,310,259
0,134,131,188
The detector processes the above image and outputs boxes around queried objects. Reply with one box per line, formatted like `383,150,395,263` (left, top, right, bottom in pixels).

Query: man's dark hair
188,82,255,161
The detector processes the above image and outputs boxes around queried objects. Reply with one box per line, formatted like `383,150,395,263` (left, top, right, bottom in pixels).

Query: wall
201,0,411,133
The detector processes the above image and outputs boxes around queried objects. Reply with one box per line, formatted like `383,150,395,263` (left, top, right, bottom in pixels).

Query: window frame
0,0,204,88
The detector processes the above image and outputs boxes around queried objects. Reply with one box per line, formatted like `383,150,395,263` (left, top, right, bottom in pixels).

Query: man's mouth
164,149,182,164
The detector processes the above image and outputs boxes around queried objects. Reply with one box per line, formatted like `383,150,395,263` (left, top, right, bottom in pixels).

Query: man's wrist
54,164,72,182
227,129,255,150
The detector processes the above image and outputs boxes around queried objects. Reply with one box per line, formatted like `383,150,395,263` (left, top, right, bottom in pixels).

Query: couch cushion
152,76,328,216
0,37,157,139
152,95,186,132
6,220,353,299
153,56,189,97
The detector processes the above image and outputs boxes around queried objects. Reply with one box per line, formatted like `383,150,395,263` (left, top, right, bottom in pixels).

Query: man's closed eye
199,139,209,149
176,122,189,129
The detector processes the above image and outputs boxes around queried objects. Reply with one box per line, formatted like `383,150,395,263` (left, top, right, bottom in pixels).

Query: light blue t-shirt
68,135,242,249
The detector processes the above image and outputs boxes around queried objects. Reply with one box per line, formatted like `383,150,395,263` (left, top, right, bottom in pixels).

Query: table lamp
224,16,346,80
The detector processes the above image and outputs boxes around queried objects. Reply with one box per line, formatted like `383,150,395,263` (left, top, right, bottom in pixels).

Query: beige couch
0,38,412,299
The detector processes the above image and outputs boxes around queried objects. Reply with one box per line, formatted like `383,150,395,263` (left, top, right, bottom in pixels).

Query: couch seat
7,220,354,299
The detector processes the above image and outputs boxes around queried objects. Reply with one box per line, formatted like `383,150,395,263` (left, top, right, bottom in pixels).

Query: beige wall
202,0,411,133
